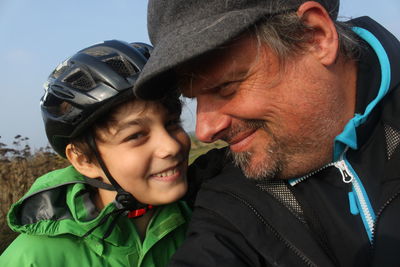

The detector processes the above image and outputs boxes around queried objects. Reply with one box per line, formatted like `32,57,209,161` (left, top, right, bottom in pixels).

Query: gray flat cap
135,0,340,99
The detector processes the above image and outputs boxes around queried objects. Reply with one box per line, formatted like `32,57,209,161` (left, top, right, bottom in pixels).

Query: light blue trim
292,26,392,185
289,26,390,243
333,27,392,160
344,157,376,242
348,191,359,215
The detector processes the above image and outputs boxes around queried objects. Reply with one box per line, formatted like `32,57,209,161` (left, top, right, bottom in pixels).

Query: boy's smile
150,161,185,181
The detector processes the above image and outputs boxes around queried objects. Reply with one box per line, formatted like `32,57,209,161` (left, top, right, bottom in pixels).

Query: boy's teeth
155,168,177,177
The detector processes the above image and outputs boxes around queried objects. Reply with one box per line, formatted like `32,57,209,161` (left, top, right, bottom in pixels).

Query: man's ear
297,1,339,66
65,144,102,178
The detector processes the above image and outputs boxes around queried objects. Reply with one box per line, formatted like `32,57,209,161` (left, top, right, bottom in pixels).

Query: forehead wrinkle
186,59,248,90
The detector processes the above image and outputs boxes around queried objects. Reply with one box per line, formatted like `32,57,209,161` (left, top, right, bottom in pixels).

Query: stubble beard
225,120,286,180
228,144,285,180
226,114,337,180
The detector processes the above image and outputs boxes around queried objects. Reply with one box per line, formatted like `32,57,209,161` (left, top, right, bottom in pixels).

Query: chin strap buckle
127,205,153,218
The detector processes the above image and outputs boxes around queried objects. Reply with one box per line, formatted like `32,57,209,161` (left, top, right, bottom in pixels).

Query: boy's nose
155,131,181,159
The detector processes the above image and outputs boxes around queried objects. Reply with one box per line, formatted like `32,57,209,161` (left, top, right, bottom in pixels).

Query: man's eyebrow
179,67,249,97
221,70,249,84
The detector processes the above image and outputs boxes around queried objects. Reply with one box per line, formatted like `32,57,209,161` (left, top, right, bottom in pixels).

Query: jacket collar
333,17,399,160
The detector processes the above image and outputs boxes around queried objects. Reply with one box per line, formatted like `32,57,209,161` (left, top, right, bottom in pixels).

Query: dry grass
0,136,69,253
0,135,225,253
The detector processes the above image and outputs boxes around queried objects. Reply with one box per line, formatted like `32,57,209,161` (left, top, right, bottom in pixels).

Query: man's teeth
154,168,178,177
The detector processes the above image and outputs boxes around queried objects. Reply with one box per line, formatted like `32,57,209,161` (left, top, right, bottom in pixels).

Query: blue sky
1,0,399,149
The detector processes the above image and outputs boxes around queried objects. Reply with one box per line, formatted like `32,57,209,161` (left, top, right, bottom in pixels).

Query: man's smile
228,129,258,153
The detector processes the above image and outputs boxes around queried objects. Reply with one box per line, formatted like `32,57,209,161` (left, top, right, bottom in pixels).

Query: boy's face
95,99,190,206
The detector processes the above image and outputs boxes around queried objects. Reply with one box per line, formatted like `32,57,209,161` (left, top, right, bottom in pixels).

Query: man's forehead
177,36,260,96
178,67,249,95
178,62,237,97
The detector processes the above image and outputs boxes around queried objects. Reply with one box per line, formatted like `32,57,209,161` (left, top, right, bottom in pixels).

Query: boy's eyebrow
114,117,149,134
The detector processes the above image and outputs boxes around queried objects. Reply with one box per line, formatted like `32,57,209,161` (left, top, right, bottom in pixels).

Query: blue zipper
289,152,376,243
334,155,376,242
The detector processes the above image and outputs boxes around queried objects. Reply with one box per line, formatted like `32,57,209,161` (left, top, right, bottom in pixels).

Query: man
135,0,400,266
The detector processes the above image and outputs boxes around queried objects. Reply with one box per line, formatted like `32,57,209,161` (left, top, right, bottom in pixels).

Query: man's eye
216,82,237,97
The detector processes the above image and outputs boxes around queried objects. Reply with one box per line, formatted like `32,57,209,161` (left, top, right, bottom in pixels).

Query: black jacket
171,17,400,267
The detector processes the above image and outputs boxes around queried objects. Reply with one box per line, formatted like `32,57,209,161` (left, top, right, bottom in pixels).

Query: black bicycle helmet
41,40,152,157
41,40,154,215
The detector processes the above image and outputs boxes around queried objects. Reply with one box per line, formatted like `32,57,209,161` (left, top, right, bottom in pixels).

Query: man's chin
242,163,280,180
228,150,280,180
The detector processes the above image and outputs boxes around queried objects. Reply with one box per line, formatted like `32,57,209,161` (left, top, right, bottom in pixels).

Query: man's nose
195,97,230,143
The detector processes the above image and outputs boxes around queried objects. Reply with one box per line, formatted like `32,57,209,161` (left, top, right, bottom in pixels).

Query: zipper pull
348,191,359,215
334,160,353,183
342,169,352,183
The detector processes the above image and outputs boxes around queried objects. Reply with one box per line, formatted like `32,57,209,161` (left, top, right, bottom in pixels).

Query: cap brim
135,7,274,99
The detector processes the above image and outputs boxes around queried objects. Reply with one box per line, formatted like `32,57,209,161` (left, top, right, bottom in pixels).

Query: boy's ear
297,1,339,66
65,144,102,178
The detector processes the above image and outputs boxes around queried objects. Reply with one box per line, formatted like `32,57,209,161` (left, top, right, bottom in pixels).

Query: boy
0,40,192,266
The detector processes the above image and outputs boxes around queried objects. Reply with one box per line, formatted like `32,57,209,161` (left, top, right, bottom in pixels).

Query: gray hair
253,11,360,63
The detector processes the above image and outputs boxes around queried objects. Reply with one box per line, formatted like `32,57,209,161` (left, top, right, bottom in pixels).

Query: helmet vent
52,65,68,79
64,69,95,90
103,56,138,78
84,49,110,58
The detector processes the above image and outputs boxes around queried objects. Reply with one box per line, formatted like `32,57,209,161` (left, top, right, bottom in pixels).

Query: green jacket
0,166,191,267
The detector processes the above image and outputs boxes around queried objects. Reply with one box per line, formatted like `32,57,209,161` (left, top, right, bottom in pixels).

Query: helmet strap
83,176,115,191
86,133,147,211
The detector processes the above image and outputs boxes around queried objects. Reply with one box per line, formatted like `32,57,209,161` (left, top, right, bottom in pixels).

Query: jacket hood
7,166,123,244
7,165,191,253
3,166,191,264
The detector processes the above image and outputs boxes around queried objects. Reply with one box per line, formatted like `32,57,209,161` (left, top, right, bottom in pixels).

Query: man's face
180,35,353,179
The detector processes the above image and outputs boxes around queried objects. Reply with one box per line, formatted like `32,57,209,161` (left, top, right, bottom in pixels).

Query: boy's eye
125,132,146,142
